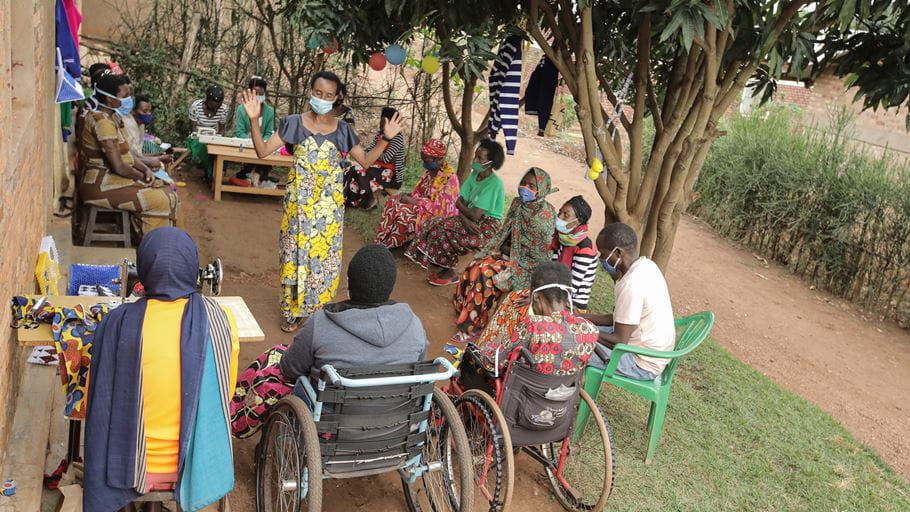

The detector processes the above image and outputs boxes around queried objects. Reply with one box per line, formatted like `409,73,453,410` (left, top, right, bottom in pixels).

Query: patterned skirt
77,165,178,235
344,162,400,207
453,257,510,334
230,344,293,439
404,215,500,270
475,289,530,352
374,197,419,249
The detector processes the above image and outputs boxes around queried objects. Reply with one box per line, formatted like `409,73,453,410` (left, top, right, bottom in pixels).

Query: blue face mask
135,113,153,125
555,218,573,234
309,96,333,115
97,88,134,116
600,248,620,275
423,161,440,171
518,185,537,203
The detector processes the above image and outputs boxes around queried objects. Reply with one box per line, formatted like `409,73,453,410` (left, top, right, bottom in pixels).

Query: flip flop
428,273,459,287
280,317,303,333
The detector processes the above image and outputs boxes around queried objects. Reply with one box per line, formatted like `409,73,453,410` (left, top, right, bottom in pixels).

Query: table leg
67,420,81,463
213,155,224,201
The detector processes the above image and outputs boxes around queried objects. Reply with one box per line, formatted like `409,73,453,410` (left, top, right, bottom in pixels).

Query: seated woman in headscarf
78,72,179,239
474,262,598,376
84,227,239,512
453,167,557,336
373,138,460,249
344,107,406,209
550,195,599,313
405,139,507,286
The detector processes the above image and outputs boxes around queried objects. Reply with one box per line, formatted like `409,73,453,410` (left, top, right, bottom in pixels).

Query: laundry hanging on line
523,55,559,135
489,35,523,156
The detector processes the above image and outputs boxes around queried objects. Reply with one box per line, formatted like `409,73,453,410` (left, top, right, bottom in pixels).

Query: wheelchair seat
500,363,582,446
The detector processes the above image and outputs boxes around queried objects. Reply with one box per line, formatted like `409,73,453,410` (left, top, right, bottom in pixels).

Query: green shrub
690,106,910,326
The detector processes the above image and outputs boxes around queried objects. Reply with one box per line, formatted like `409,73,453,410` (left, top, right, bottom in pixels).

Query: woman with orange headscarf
373,139,460,248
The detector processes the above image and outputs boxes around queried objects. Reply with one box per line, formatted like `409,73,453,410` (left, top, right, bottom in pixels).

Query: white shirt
613,257,676,375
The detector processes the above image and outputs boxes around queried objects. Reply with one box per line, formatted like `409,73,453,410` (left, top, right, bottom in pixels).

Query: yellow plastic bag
35,235,61,295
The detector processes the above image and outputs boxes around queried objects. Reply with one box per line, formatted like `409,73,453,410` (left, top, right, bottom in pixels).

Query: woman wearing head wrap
373,138,460,248
84,227,239,511
550,195,598,312
453,167,557,335
344,106,407,209
77,71,179,238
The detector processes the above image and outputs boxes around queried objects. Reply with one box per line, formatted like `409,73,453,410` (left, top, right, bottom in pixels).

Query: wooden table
207,143,292,201
16,295,265,345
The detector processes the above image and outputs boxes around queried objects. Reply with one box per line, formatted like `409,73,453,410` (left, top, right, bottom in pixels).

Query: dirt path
176,130,909,510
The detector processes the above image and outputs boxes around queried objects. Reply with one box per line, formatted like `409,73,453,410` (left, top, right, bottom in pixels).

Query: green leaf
660,11,685,43
839,0,857,31
681,13,696,51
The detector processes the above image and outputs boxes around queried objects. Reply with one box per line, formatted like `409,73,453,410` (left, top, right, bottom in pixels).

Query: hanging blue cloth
523,55,559,133
55,0,80,77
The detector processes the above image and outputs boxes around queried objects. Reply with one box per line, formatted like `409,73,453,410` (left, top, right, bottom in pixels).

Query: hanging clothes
523,55,559,134
488,35,523,155
55,0,80,78
62,0,82,47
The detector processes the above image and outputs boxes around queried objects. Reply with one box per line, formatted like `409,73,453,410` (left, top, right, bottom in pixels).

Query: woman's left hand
382,112,406,139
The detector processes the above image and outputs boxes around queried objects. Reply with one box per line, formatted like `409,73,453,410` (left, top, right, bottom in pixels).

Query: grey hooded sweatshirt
280,301,429,383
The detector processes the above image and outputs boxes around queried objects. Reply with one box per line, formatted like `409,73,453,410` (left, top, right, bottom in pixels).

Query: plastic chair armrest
609,343,692,360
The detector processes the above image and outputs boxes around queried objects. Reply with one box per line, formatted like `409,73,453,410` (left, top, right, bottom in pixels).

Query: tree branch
628,14,652,203
441,62,464,135
528,0,579,97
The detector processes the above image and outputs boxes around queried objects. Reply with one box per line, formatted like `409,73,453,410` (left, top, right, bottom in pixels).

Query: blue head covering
137,227,200,301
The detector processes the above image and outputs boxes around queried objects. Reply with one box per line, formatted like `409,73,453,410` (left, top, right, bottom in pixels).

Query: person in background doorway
344,107,406,209
584,223,676,381
234,75,277,186
550,195,598,312
373,138,460,249
405,139,506,285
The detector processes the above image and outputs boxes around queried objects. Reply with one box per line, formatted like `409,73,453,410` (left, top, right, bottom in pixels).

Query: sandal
280,317,303,333
428,273,459,287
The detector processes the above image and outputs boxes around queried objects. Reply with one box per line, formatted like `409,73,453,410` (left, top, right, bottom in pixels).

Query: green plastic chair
575,311,715,463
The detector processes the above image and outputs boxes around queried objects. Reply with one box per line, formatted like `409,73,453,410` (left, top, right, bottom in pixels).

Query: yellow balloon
587,157,604,180
421,55,441,74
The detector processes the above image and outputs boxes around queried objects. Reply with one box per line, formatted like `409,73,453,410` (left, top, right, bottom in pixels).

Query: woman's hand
239,90,262,119
142,168,155,184
382,112,405,140
461,214,480,235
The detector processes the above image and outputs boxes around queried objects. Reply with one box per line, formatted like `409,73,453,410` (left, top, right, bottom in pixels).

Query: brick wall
0,0,57,466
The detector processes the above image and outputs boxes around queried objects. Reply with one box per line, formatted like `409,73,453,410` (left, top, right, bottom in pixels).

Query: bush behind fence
689,107,910,327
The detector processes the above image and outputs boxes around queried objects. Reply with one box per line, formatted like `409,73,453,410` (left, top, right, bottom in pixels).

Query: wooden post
172,12,202,108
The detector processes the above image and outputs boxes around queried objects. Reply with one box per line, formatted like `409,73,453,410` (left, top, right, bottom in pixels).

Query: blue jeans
589,326,659,381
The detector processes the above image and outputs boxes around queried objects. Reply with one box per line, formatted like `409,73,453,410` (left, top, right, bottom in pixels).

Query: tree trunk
457,131,476,180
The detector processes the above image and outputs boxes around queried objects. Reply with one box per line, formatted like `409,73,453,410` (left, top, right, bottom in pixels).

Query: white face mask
529,283,574,316
255,94,266,103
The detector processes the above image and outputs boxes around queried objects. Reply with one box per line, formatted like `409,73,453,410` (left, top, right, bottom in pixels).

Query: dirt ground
175,132,909,510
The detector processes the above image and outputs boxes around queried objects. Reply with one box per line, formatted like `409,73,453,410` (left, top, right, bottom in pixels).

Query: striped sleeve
570,251,599,310
389,134,406,186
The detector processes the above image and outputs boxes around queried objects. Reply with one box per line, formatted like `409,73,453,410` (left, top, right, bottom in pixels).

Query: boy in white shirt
584,223,676,380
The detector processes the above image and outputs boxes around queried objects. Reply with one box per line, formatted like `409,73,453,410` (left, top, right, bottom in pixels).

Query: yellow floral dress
278,115,359,320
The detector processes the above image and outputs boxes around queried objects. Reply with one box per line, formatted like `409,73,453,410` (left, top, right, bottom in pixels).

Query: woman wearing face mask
77,72,178,238
475,262,598,375
373,138,460,248
550,195,598,312
453,167,557,335
234,76,276,186
405,139,507,285
344,106,406,209
239,70,404,333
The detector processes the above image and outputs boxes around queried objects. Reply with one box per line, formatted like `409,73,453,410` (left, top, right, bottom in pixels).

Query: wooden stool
82,206,132,248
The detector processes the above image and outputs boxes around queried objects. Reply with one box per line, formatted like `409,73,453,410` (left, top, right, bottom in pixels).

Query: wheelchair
255,358,474,512
444,344,616,512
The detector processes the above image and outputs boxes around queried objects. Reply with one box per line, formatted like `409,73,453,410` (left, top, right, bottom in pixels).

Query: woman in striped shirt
344,107,406,209
551,195,598,312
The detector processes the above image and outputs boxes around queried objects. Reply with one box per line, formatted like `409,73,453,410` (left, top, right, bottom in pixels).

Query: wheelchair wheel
454,389,514,512
541,390,615,511
402,388,474,511
256,396,323,512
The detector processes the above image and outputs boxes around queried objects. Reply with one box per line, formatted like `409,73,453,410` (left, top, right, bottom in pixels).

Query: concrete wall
0,0,57,466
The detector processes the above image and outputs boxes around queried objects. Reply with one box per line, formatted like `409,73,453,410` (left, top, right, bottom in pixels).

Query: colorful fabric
489,35,522,155
421,138,447,158
405,214,500,270
459,167,506,220
78,110,178,235
230,344,293,439
277,115,359,320
476,167,557,290
479,302,598,376
453,256,510,334
551,229,599,311
373,161,460,248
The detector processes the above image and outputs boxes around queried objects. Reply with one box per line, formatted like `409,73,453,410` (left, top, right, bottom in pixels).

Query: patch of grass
583,272,910,510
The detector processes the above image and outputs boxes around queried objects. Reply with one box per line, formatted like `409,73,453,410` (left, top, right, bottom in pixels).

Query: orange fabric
140,299,241,474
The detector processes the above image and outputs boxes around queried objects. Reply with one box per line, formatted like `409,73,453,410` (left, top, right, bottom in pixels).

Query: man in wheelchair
279,244,430,386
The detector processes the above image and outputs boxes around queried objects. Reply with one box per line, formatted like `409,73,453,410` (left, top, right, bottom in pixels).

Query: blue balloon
385,44,407,65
